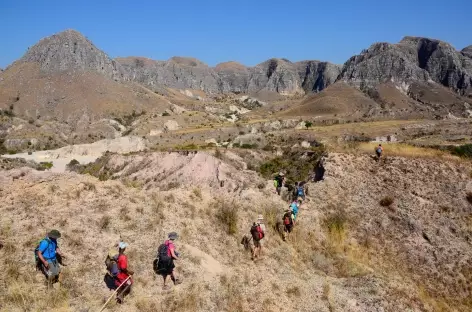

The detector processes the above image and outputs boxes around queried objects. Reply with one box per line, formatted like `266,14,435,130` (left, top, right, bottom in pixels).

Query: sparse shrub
241,143,258,149
82,181,96,191
99,215,111,230
380,196,394,207
214,148,223,159
192,188,202,200
38,161,53,170
467,192,472,205
286,286,301,297
214,198,239,235
162,111,171,116
325,212,347,243
165,194,175,203
452,144,472,158
305,121,313,129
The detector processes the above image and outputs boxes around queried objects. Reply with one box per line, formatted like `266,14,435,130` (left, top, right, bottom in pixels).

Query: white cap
118,242,128,249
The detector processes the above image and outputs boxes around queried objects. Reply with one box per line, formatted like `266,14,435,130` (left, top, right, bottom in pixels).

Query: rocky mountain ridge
4,30,471,98
339,36,472,96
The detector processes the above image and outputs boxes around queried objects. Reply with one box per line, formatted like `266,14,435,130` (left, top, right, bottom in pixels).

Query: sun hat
168,232,178,240
48,229,62,239
118,242,128,249
257,214,264,220
279,172,284,176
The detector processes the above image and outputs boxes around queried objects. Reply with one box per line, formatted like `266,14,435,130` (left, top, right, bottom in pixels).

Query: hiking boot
116,297,123,304
174,279,182,285
162,285,172,290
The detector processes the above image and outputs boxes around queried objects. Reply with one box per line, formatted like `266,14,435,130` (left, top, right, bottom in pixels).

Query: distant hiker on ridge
375,144,384,161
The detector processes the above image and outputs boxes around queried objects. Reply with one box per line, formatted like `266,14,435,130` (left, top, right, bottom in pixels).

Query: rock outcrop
339,37,472,95
19,29,126,81
118,57,341,95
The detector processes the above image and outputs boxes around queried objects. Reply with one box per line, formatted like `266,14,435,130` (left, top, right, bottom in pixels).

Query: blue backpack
297,186,304,197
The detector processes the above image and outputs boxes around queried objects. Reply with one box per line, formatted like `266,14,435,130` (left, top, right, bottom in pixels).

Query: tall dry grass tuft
213,198,239,235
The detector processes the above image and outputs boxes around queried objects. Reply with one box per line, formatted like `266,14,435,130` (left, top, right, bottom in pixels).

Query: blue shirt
290,203,299,216
38,238,57,261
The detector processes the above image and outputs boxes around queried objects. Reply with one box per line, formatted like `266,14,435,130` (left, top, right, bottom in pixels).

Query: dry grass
339,142,458,160
213,198,239,235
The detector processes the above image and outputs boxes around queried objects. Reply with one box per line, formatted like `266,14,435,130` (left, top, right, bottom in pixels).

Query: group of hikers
242,171,307,261
34,230,182,306
32,148,386,306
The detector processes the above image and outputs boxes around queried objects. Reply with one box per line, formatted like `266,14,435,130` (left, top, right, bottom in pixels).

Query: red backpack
283,211,293,225
250,223,264,241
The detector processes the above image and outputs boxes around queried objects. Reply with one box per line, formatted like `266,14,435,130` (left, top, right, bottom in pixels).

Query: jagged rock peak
21,29,125,81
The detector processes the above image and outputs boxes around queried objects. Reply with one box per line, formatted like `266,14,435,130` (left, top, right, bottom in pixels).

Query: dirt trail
182,244,225,279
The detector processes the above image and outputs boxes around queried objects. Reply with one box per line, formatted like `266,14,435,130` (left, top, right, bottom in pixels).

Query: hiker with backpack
274,172,285,196
293,182,306,202
282,208,294,241
35,229,65,287
114,242,134,304
250,221,265,260
155,232,182,290
375,144,384,161
290,200,299,224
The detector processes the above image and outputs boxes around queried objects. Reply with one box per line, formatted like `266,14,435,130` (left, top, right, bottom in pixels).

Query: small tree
305,121,313,129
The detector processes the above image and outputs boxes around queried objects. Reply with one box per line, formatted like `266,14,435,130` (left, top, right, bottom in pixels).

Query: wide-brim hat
168,232,178,240
48,229,61,239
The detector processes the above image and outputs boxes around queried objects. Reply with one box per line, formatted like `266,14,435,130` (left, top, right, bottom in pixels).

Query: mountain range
0,29,471,122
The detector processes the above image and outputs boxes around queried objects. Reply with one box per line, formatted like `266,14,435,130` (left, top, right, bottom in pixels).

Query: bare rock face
20,29,126,81
339,37,472,95
296,61,342,92
119,56,341,95
462,45,472,59
116,56,222,93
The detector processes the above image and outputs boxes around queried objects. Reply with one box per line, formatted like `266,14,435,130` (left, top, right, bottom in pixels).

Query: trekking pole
98,275,131,312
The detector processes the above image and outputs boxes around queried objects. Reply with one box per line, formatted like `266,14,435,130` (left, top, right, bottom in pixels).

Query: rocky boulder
163,120,180,132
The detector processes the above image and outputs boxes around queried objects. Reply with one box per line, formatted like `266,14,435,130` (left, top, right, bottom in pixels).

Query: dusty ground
0,148,471,312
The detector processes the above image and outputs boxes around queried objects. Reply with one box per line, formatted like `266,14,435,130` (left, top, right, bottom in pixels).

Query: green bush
452,144,472,158
258,146,326,183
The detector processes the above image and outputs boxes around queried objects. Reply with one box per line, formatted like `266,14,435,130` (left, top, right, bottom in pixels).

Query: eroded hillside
0,150,471,312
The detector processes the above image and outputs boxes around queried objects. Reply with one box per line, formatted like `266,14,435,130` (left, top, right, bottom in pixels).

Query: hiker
250,221,265,260
256,214,266,249
115,242,134,304
274,172,285,196
290,200,299,224
294,182,306,202
156,232,182,290
282,208,294,241
35,229,65,287
375,144,384,161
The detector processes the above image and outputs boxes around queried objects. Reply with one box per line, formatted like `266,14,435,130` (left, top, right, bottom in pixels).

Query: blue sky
0,0,471,68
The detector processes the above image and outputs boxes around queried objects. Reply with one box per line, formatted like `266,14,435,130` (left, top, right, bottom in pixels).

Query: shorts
253,239,261,248
156,259,175,276
284,224,293,233
42,259,61,279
